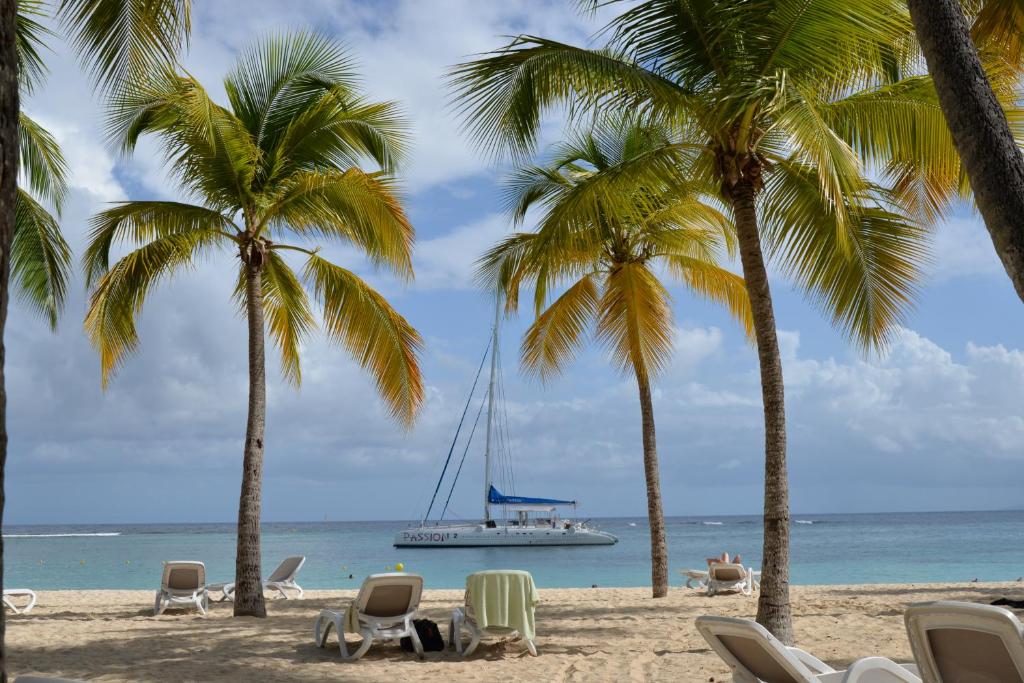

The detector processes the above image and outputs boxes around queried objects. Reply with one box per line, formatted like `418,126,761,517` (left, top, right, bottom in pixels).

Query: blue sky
8,0,1024,525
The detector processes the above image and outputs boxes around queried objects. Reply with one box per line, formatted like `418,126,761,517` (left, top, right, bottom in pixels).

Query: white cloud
413,213,510,289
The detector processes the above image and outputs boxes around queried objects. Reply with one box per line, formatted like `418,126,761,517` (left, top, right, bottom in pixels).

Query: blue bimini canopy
488,485,576,506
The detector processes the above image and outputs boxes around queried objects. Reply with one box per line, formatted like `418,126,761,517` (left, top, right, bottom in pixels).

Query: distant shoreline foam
4,532,121,538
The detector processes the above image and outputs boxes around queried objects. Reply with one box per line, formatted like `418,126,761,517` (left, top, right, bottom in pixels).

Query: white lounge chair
450,569,539,657
154,561,208,616
209,555,306,601
905,600,1024,681
696,615,921,682
265,555,305,599
3,589,37,614
314,573,424,660
708,562,754,596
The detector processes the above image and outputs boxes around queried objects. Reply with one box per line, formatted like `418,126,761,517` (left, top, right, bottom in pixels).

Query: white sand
7,582,1023,681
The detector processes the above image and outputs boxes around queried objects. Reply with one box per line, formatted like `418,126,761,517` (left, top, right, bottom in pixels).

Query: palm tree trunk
635,369,668,598
0,1,17,676
908,0,1024,304
234,260,267,617
730,179,793,644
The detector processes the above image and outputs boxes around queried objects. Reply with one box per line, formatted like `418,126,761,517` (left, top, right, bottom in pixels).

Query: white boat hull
394,524,618,547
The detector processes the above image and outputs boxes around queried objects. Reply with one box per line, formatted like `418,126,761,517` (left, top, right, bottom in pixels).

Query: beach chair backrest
696,615,813,683
267,556,305,583
710,563,746,583
356,573,423,619
905,601,1024,683
162,561,204,592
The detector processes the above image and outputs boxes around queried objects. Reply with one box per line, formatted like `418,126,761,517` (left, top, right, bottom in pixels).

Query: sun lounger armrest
786,646,833,673
786,646,836,674
818,658,921,683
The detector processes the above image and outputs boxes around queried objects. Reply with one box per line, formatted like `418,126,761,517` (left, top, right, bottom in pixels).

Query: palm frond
747,0,914,83
521,273,599,380
83,200,236,287
18,112,69,210
56,0,190,92
16,0,51,93
820,75,964,221
972,0,1024,64
269,95,408,181
108,69,261,209
303,254,423,425
13,189,72,329
223,30,359,153
762,160,930,350
773,89,866,237
265,169,414,277
596,261,674,382
665,255,753,338
603,0,739,85
449,36,692,158
84,229,225,386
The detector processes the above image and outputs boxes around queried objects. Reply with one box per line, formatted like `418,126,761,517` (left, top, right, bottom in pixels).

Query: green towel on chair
465,569,540,641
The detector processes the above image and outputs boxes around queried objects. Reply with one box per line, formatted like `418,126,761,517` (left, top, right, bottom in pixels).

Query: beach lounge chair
154,561,208,616
450,569,539,657
3,589,37,614
904,600,1024,681
696,615,921,682
708,562,754,596
209,555,306,601
680,568,710,589
264,555,305,599
314,573,424,660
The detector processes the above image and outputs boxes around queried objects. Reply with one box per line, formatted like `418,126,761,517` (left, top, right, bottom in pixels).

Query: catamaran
394,304,617,548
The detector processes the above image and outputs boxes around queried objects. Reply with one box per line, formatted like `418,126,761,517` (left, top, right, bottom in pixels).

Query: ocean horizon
5,509,1023,590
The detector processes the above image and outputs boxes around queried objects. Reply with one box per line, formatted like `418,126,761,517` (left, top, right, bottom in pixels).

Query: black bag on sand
400,618,445,652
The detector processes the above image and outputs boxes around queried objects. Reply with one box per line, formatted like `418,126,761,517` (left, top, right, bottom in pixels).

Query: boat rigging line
421,338,491,524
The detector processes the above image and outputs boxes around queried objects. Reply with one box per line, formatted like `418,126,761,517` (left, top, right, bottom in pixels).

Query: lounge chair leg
463,622,481,657
316,615,334,648
526,638,538,656
407,618,424,659
342,627,373,661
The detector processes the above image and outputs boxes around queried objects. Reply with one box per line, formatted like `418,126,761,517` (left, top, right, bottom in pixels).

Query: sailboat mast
483,298,500,521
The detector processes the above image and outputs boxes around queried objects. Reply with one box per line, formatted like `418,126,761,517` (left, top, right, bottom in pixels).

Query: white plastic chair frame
905,600,1024,682
696,615,921,683
314,573,424,661
154,561,208,616
213,556,306,601
707,563,754,596
3,589,37,614
264,556,305,599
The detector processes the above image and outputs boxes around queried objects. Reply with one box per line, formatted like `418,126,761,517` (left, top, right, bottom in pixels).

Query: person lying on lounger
706,552,742,567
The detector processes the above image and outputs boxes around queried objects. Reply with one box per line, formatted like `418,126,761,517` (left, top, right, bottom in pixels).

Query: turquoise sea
5,510,1023,590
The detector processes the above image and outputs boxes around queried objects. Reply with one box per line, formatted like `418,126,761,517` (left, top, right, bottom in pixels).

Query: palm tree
479,117,752,597
908,0,1024,304
451,0,946,640
82,32,424,617
1,2,190,675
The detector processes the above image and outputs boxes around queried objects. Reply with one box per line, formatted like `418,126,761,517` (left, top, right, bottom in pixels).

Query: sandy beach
7,581,1023,681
